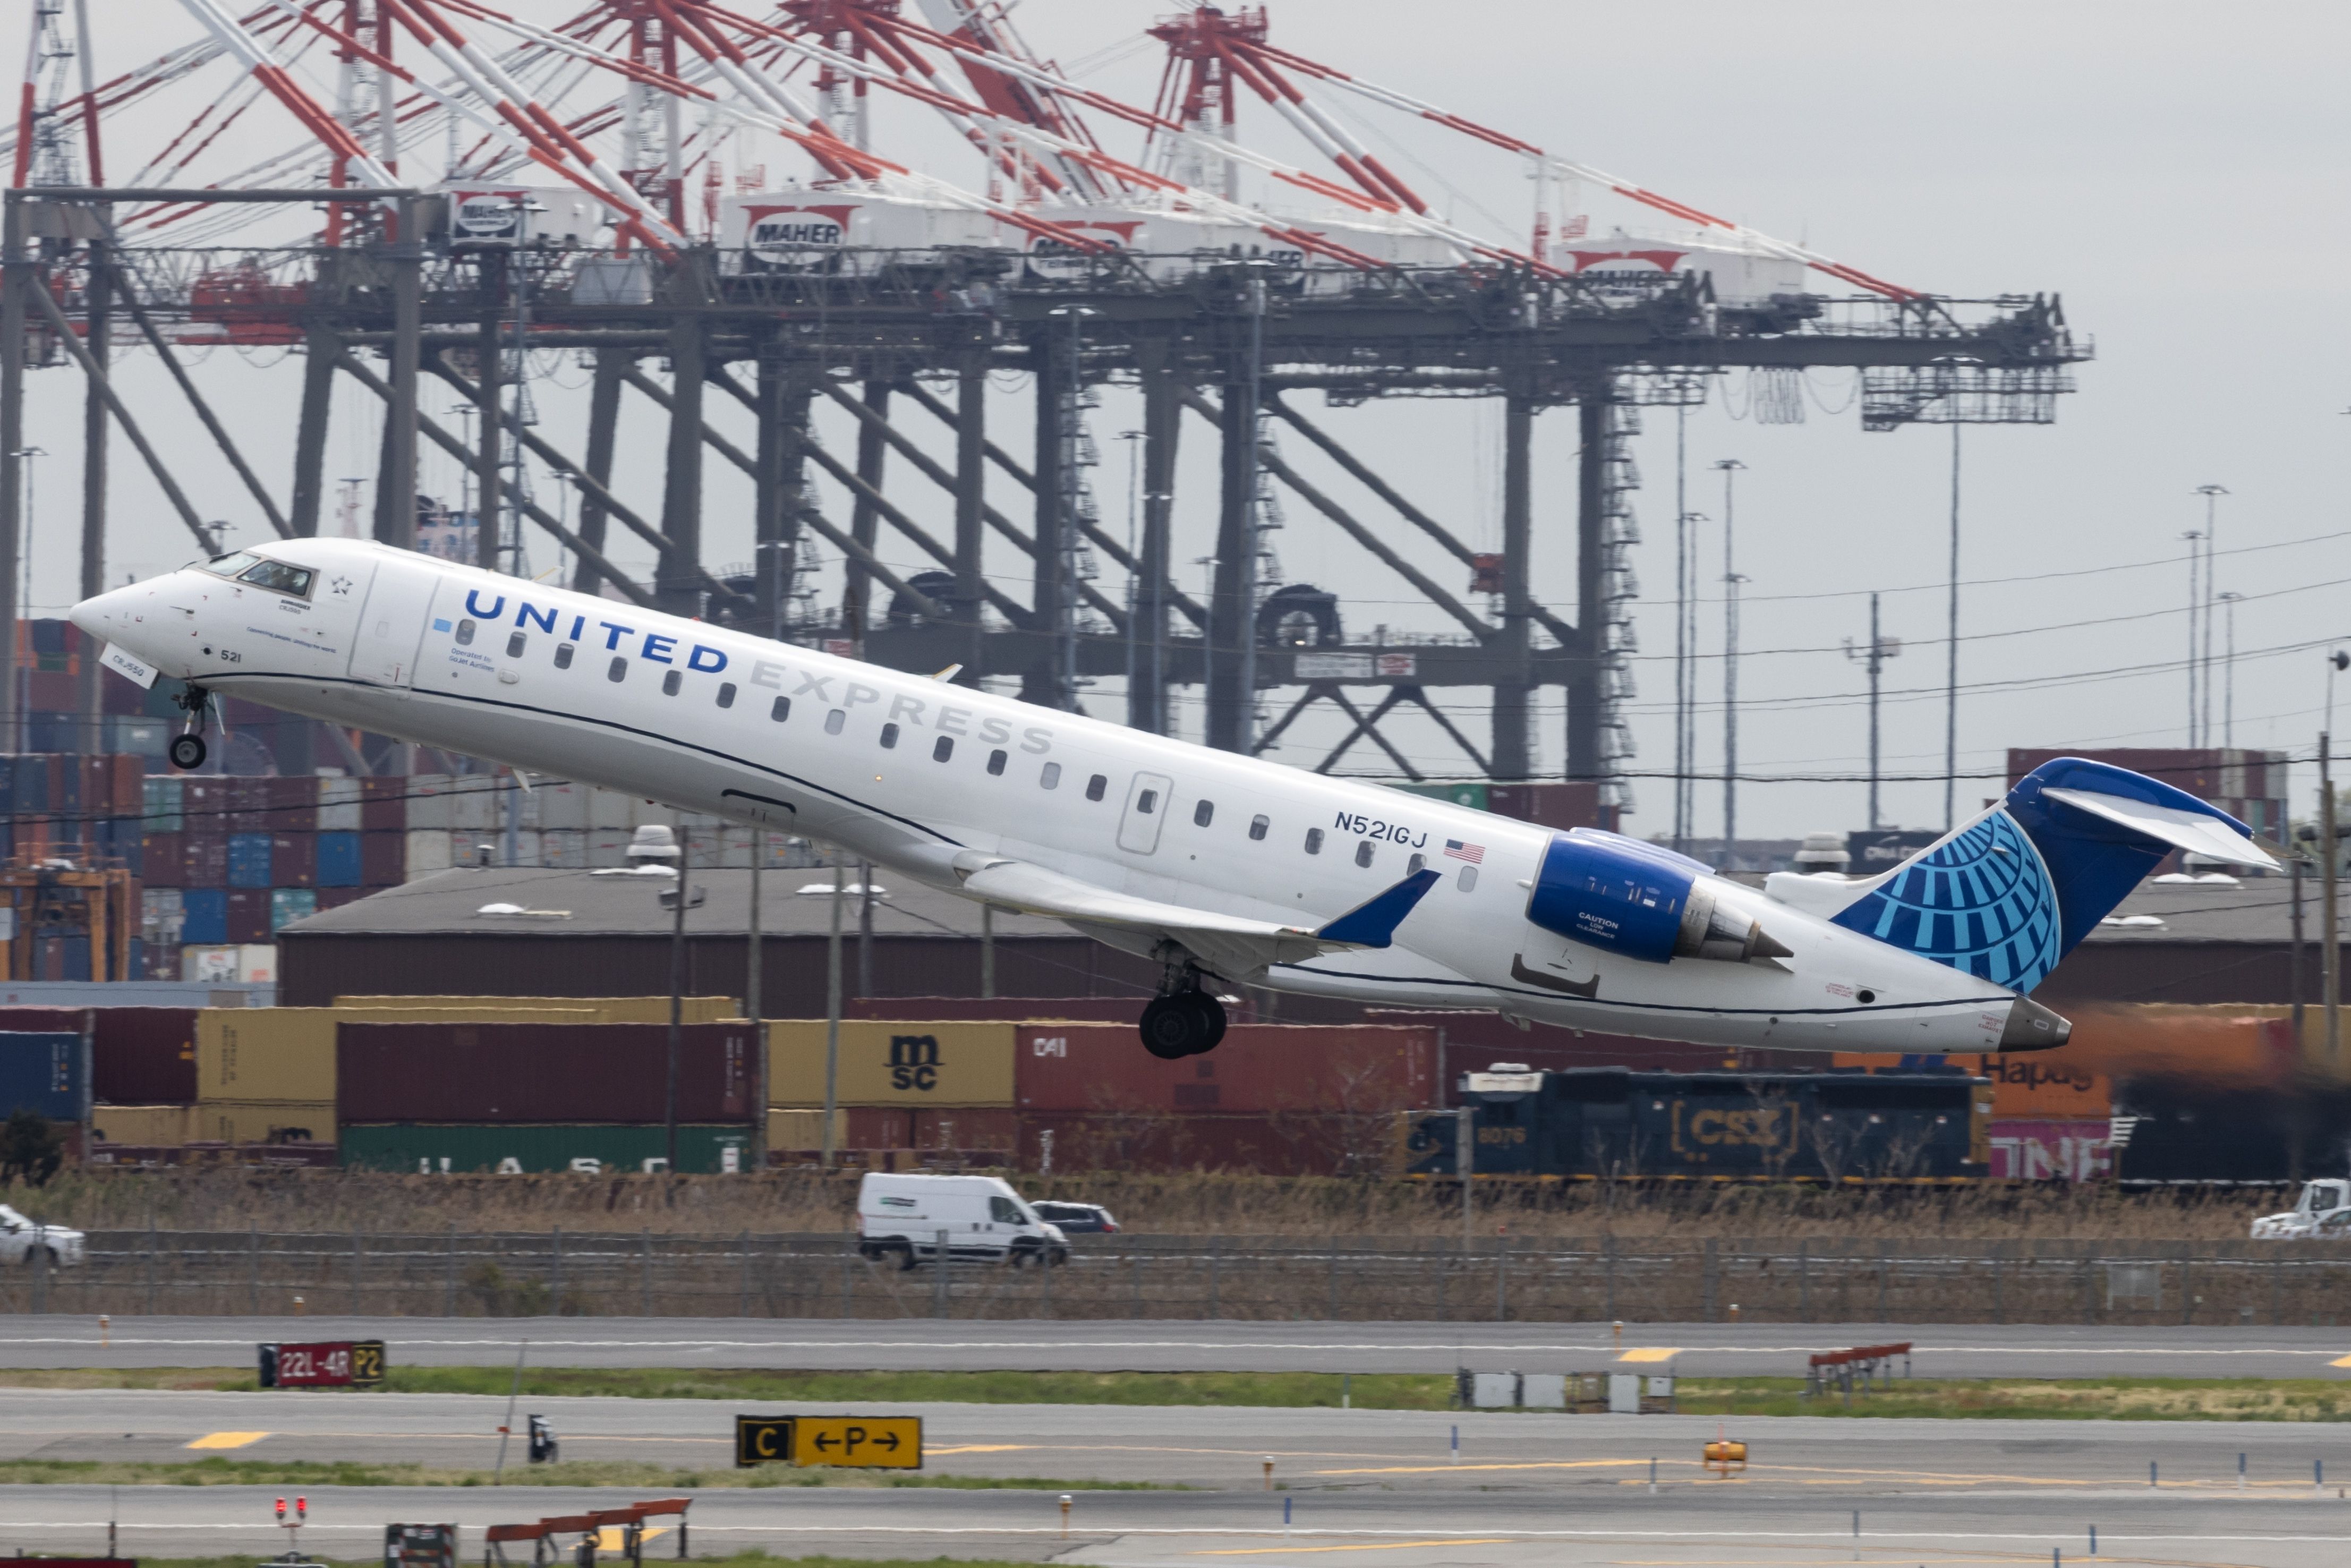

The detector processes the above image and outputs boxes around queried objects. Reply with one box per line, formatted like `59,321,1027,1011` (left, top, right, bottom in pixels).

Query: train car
1406,1066,1992,1182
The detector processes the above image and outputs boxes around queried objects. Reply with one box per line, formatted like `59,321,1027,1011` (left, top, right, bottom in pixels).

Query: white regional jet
76,540,2274,1060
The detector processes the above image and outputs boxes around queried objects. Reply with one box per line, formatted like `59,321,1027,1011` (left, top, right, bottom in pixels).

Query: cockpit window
236,558,316,599
198,551,262,579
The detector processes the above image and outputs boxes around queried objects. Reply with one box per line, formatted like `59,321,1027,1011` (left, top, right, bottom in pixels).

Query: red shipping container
842,1107,912,1148
225,888,272,944
1364,1009,1754,1086
180,779,232,836
359,831,405,886
854,996,1189,1025
25,669,75,713
271,833,317,888
181,834,228,888
111,754,143,814
141,833,185,887
80,757,112,820
92,1007,199,1104
1487,782,1614,833
265,777,318,832
337,1021,759,1123
315,887,368,911
226,777,271,832
360,777,408,832
911,1107,1018,1151
0,1007,82,1030
1016,1111,1392,1177
1012,1024,1438,1116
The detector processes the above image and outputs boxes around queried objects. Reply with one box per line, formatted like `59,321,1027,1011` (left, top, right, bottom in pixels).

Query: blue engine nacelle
1523,830,1791,965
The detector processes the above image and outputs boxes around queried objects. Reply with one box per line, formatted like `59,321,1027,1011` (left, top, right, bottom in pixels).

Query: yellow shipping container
332,995,740,1023
768,1020,1015,1107
768,1108,847,1151
189,1100,335,1145
91,1104,192,1147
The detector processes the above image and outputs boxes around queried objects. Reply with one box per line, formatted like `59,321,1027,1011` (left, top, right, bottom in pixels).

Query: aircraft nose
70,583,142,643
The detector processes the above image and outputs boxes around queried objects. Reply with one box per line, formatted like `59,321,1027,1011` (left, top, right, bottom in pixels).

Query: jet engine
1523,830,1791,965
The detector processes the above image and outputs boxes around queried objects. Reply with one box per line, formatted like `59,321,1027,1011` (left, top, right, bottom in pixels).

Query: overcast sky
40,2,2351,839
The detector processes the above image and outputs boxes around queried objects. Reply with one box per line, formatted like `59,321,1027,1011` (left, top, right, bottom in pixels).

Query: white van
855,1172,1069,1269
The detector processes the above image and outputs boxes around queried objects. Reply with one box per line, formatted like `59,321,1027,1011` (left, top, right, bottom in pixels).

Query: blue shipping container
225,832,273,889
316,831,362,887
180,888,228,945
0,1031,88,1121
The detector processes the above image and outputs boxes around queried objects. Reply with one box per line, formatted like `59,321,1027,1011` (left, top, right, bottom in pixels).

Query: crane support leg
576,348,626,599
1490,393,1534,780
1568,396,1607,785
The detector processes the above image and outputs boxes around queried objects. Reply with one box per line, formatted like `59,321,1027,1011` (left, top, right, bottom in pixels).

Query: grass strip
1674,1375,2351,1422
122,1558,1035,1568
0,1456,1177,1490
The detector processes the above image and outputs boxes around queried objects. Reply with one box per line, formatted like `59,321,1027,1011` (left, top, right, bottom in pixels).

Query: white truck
2251,1179,2351,1239
855,1172,1069,1269
0,1204,85,1267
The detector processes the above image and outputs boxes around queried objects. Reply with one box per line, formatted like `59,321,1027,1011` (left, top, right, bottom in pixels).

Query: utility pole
1944,425,1960,832
1712,459,1745,868
1845,594,1900,831
2217,591,2242,747
2181,528,2203,745
1672,405,1689,855
2323,733,2339,1070
2195,485,2227,749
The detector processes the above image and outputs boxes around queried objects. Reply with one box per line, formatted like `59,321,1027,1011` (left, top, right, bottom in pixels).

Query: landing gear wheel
1139,991,1227,1059
168,733,207,771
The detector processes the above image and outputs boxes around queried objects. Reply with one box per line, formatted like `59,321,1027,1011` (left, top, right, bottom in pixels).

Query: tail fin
1828,757,2277,994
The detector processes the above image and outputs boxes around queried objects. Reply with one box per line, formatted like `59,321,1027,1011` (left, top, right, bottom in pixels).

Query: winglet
1314,868,1441,948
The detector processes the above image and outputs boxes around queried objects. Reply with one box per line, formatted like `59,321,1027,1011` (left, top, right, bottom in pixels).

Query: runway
5,1314,2351,1379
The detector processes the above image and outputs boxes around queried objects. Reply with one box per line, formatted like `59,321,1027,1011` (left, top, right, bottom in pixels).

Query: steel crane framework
0,0,2086,805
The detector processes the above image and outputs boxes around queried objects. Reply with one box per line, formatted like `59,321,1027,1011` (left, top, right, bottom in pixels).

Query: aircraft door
1117,772,1173,855
345,553,441,688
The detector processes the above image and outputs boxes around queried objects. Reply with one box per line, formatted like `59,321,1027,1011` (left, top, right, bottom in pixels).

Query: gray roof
279,866,1072,940
2076,876,2315,947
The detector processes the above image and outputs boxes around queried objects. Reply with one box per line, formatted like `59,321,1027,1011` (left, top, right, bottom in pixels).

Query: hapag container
92,1103,192,1146
336,1020,757,1123
0,1031,88,1121
1012,1024,1439,1115
93,1007,199,1104
1988,1119,2115,1182
768,1020,1015,1107
190,1099,334,1145
342,1121,753,1174
1834,1051,2111,1121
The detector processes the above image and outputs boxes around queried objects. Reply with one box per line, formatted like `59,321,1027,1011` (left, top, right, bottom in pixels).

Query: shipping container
1405,1068,1991,1181
92,1103,192,1146
847,996,1157,1025
1364,1009,1752,1084
1834,1051,2111,1121
331,995,742,1022
360,831,406,886
404,829,453,879
911,1107,1019,1151
316,832,362,888
404,774,455,830
768,1020,1015,1107
1012,1023,1439,1116
317,777,363,833
225,832,272,889
360,777,407,833
93,1008,199,1104
541,829,586,868
336,1020,758,1123
0,1031,88,1121
1015,1110,1394,1177
198,1008,338,1101
226,889,272,945
225,777,271,833
270,889,318,931
449,777,499,832
182,834,228,888
142,775,184,832
1486,782,1614,833
535,781,591,831
340,1121,753,1175
180,889,228,946
766,1107,846,1152
141,832,185,886
189,1098,334,1145
315,887,366,913
1392,782,1489,811
271,833,317,888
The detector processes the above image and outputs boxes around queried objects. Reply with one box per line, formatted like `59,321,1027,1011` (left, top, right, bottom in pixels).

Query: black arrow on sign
814,1432,839,1452
875,1433,900,1451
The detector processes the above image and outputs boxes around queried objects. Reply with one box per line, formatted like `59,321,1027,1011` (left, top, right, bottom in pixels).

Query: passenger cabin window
553,642,575,670
1458,865,1478,892
1194,800,1215,828
1249,814,1268,841
505,631,527,658
607,657,627,683
1040,762,1061,789
237,559,314,597
661,669,683,697
880,722,900,749
1305,828,1324,855
986,749,1007,776
1135,789,1159,815
716,683,737,709
455,619,476,646
771,696,791,722
824,709,846,735
1085,773,1108,802
1356,840,1375,868
933,736,954,762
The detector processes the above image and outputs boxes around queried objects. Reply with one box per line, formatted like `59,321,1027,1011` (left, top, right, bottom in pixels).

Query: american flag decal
1444,839,1485,864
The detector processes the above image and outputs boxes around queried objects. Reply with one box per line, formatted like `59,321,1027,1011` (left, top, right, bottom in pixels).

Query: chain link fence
7,1231,2351,1325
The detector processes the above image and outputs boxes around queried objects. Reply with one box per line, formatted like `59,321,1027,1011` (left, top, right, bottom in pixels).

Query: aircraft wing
948,850,1438,981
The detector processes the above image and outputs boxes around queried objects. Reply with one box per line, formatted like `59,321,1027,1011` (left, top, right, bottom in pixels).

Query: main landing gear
1139,979,1226,1060
168,685,211,771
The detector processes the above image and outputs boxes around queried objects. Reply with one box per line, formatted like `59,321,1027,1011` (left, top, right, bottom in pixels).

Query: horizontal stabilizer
2041,786,2280,870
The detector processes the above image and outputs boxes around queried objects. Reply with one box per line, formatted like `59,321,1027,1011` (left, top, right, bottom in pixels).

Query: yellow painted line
1192,1541,1514,1557
930,1444,1034,1454
2329,1353,2351,1367
1615,1347,1680,1363
185,1431,269,1451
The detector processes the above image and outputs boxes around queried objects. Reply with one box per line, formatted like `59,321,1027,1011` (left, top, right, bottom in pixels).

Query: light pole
1711,459,1745,868
1676,510,1705,857
1118,428,1144,723
2194,484,2228,748
2180,529,2202,745
13,445,42,626
2324,650,2348,1068
1944,425,1961,832
1845,594,1901,831
2216,591,2242,747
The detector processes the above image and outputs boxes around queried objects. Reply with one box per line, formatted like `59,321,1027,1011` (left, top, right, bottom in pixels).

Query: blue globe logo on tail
1830,808,2063,992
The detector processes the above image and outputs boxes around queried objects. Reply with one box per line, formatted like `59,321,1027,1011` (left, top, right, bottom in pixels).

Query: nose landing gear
1139,973,1227,1060
167,685,212,771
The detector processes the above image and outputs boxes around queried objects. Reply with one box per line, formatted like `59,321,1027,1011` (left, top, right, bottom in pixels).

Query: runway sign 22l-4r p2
259,1340,386,1388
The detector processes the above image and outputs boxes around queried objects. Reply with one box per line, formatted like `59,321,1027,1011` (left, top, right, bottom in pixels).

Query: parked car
855,1172,1068,1269
1030,1200,1119,1234
0,1204,84,1268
